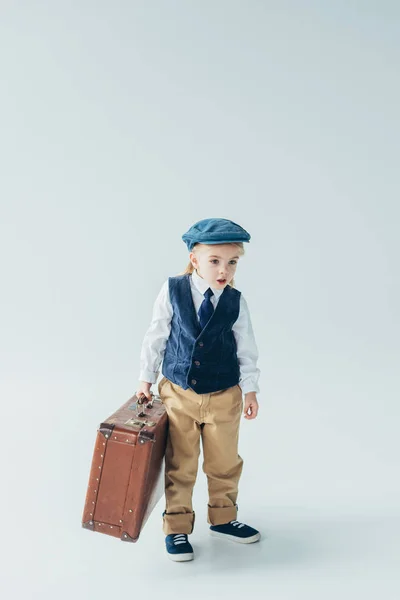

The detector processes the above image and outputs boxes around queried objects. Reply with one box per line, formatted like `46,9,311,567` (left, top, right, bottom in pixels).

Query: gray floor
5,504,400,600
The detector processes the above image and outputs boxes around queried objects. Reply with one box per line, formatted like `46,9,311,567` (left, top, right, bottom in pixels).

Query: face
189,244,240,288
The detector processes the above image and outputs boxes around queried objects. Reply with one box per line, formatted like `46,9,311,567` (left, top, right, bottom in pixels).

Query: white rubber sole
209,530,261,544
166,550,194,561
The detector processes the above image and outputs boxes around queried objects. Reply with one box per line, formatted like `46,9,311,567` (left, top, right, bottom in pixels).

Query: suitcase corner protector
99,422,115,438
138,429,156,444
82,520,95,531
121,531,138,542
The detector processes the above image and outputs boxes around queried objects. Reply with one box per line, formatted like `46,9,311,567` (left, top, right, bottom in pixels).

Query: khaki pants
158,375,244,535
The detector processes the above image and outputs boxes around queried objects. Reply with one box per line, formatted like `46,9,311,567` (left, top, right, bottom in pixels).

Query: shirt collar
191,269,224,298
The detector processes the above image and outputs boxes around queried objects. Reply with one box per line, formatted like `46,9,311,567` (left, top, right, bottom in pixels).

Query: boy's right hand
136,380,153,402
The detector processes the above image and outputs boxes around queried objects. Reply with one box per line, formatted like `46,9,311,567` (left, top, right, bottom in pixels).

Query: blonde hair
176,242,245,288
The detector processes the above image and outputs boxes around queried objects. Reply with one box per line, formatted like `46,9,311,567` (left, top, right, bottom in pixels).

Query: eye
210,259,237,265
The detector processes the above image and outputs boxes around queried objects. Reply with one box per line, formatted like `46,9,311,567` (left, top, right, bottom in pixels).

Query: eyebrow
208,255,239,259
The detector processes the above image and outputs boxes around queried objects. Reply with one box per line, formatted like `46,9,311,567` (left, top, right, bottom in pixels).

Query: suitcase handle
136,390,161,415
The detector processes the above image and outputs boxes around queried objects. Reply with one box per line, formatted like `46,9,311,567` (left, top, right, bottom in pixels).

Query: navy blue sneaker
165,533,194,561
210,519,261,544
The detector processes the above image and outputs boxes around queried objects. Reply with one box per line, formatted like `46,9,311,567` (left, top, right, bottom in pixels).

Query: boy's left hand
243,391,259,420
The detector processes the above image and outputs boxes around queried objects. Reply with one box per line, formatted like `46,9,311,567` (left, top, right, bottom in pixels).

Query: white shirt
139,269,260,394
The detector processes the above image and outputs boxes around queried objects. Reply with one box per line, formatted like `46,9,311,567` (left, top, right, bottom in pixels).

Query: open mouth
217,279,226,284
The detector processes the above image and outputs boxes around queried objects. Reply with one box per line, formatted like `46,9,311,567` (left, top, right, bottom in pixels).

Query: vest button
199,342,204,347
194,360,200,366
191,379,197,385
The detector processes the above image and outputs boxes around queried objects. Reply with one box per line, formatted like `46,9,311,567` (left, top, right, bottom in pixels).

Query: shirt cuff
238,381,260,395
139,370,159,384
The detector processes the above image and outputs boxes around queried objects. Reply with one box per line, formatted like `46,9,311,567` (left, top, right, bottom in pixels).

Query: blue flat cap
182,218,251,251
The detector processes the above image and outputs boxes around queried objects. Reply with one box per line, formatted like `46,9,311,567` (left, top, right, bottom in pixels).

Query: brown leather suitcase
82,391,168,542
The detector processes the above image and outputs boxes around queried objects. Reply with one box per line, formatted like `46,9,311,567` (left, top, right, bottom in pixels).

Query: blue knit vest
161,273,241,394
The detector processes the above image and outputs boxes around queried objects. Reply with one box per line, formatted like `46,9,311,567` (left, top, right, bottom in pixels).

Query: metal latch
124,418,145,429
124,418,157,429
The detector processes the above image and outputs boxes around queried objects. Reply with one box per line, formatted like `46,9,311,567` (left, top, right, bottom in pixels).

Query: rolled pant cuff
162,511,195,535
207,504,238,526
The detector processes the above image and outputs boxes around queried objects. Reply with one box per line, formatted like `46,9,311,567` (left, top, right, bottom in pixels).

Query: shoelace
172,534,188,545
229,520,245,528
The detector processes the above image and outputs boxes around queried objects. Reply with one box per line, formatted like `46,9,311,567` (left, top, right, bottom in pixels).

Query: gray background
0,1,399,598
